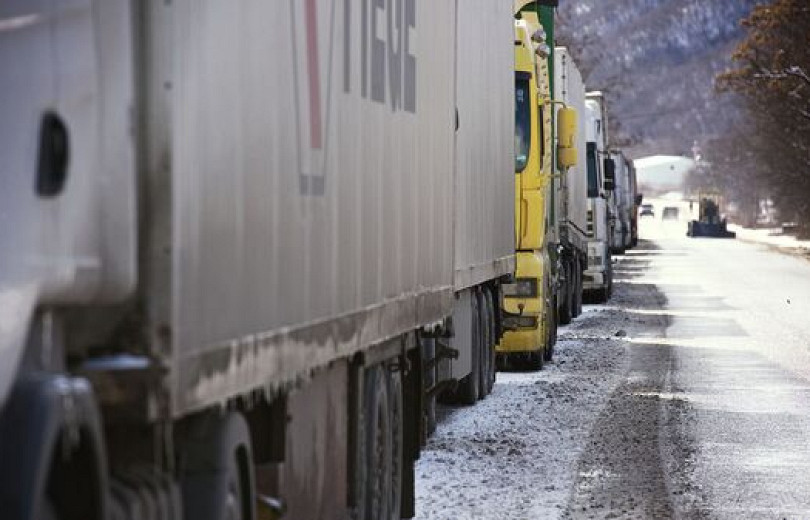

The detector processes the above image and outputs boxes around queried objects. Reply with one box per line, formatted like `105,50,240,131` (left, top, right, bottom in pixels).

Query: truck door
0,0,136,305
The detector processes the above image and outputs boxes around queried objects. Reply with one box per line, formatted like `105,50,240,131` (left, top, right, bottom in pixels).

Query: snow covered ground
414,316,626,519
729,224,810,257
414,256,669,519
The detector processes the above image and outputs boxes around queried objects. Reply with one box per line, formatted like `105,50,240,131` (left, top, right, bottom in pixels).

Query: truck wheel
485,286,499,389
527,349,544,371
558,261,573,325
477,290,494,399
570,260,578,317
41,500,59,520
571,260,582,318
550,296,557,351
182,412,255,520
476,290,486,399
455,292,480,405
363,366,391,520
111,466,182,520
486,288,497,392
421,338,438,436
0,375,108,520
544,297,556,362
495,353,507,372
569,261,576,317
44,432,106,520
595,285,609,304
386,366,404,520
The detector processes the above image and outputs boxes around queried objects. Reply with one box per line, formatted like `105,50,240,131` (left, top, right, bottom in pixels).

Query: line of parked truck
0,1,639,519
498,3,641,373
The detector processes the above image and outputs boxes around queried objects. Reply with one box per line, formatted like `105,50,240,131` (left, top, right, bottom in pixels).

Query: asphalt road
415,214,810,519
631,215,810,519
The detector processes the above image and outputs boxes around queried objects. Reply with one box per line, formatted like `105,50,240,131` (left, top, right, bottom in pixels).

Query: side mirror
603,158,615,191
635,194,643,206
557,147,578,169
556,107,577,169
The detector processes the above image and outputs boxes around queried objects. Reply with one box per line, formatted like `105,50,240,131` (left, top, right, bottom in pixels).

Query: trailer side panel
140,0,457,415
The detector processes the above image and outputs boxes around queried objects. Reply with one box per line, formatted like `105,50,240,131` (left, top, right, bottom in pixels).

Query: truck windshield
515,72,532,173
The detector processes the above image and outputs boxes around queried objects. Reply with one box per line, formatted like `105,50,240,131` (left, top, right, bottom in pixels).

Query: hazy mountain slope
556,0,762,159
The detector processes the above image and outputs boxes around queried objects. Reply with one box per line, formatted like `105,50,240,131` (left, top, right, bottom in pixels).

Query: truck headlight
503,278,538,298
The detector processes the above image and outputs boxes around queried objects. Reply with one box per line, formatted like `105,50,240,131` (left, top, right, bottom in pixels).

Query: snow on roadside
414,305,635,520
728,224,810,256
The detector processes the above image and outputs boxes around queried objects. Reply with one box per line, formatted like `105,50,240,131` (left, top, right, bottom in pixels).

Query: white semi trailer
584,92,614,303
0,1,514,519
552,47,589,323
444,0,515,406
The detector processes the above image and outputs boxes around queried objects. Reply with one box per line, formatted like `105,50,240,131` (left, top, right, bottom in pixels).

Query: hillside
555,0,762,159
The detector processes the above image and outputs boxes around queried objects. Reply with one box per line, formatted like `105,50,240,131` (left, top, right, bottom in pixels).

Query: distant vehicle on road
687,192,736,238
662,206,679,220
640,204,655,217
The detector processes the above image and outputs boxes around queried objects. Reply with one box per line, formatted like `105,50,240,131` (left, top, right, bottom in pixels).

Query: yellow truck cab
498,12,555,369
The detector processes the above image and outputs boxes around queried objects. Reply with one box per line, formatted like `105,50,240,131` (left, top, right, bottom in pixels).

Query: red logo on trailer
305,0,323,151
292,0,417,195
291,0,336,195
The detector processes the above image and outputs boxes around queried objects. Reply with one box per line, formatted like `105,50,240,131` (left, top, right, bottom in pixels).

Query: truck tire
477,289,494,399
386,366,404,520
41,501,58,520
551,296,559,350
0,375,108,520
527,349,544,371
544,296,556,362
111,467,181,520
571,259,583,318
182,411,255,520
455,292,480,405
570,260,578,317
421,338,438,436
558,261,573,325
363,366,392,520
595,285,609,304
476,290,487,399
485,286,499,390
